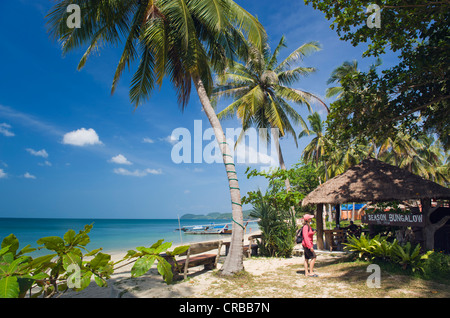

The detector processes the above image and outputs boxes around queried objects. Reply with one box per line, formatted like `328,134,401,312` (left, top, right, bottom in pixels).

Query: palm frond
275,41,321,72
267,35,286,70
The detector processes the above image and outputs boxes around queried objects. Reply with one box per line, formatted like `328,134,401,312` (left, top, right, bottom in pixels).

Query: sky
0,0,400,219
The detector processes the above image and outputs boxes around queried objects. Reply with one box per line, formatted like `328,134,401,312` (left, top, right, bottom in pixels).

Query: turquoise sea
0,218,259,256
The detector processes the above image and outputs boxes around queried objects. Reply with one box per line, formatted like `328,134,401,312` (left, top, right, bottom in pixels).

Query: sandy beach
48,228,450,299
55,231,346,298
59,231,260,298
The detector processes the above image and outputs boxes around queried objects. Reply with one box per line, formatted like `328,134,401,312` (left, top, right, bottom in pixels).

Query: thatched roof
302,158,450,206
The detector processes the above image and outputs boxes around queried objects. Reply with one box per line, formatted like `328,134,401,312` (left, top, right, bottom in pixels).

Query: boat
183,223,232,235
177,220,257,235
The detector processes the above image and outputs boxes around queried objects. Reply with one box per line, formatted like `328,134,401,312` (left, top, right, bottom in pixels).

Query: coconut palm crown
213,35,329,149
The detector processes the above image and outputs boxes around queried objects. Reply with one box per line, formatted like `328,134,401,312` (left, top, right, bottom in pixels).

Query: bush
0,225,188,298
344,234,433,274
422,251,450,281
250,190,297,258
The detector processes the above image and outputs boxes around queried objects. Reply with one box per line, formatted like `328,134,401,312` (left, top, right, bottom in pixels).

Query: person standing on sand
302,214,317,277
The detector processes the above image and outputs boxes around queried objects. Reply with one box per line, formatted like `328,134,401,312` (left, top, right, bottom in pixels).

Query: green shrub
344,234,434,274
391,242,433,273
0,225,188,298
344,234,384,260
250,190,297,258
421,251,450,281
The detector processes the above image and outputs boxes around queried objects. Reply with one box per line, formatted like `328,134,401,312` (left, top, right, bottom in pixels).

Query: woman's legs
304,259,310,276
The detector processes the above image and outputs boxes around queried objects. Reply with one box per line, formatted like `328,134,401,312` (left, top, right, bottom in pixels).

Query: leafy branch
0,225,189,298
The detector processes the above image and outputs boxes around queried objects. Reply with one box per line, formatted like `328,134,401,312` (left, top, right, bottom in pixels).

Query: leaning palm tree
213,36,328,192
46,0,265,275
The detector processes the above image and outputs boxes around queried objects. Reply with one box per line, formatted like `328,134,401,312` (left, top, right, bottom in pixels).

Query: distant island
180,210,257,220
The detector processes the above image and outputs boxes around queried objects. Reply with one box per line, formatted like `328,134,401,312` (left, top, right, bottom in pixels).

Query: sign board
361,212,425,227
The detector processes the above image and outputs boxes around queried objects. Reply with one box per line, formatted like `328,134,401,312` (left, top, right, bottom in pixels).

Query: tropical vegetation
304,0,450,150
0,225,188,298
46,0,266,276
41,0,449,290
249,191,297,258
243,163,319,257
344,234,437,275
213,35,328,192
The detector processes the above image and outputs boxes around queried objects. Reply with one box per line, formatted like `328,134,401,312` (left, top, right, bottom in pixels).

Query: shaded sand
57,232,350,298
57,233,450,298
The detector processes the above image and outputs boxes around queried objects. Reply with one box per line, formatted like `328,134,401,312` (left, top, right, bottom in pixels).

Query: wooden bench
324,229,346,251
171,240,223,279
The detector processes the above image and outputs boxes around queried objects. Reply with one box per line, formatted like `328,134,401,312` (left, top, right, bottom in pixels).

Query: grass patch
200,256,450,298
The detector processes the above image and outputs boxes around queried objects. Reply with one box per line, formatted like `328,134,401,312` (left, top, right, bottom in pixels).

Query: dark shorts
304,247,316,260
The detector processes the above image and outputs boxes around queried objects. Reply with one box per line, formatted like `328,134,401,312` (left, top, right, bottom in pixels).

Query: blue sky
0,0,399,219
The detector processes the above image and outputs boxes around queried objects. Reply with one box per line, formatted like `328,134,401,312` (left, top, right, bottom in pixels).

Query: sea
0,218,259,256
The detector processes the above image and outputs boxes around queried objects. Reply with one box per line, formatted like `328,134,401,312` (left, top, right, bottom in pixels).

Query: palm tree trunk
193,74,244,275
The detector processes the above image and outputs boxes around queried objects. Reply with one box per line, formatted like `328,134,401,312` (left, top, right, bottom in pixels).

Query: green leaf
17,276,35,296
62,252,82,271
154,241,172,254
94,275,107,288
1,234,19,255
0,276,20,298
131,255,156,277
136,246,154,254
150,239,165,249
171,245,190,256
7,256,30,275
85,247,103,257
78,271,93,291
37,236,65,252
89,253,111,271
63,229,76,245
156,257,173,284
0,246,10,257
17,245,36,256
31,254,56,271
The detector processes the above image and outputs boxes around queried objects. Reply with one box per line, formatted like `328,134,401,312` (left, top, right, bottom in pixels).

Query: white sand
59,231,265,298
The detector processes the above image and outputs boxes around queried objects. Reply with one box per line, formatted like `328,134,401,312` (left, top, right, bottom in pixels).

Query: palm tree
46,0,265,275
213,36,328,192
298,112,332,179
326,58,381,99
325,60,359,99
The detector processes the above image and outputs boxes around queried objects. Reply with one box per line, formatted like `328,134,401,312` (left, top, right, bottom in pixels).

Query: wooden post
335,204,341,229
316,204,324,250
352,202,355,222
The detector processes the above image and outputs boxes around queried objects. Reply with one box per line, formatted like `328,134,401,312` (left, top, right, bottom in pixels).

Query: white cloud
0,123,14,137
62,128,102,146
161,135,178,145
235,143,278,169
142,137,154,144
26,148,49,158
113,167,162,177
24,172,36,179
0,169,7,178
38,160,52,167
109,154,132,165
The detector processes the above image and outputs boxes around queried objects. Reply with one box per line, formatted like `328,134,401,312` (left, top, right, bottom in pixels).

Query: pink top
302,225,315,249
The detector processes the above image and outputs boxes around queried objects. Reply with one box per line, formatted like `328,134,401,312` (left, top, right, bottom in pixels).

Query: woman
302,214,317,277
